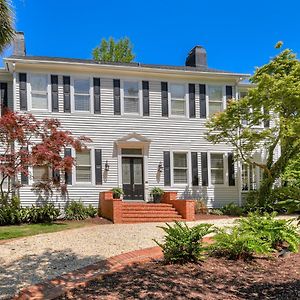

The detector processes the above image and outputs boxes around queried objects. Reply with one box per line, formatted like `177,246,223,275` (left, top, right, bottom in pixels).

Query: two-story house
0,32,265,213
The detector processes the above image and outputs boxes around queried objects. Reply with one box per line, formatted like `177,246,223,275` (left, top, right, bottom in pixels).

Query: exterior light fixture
158,162,163,173
105,161,110,172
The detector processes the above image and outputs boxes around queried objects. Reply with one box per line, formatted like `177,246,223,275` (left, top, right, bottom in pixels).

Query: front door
122,157,144,200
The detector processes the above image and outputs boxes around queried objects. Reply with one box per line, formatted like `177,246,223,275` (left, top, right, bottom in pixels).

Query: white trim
170,150,191,187
208,151,227,187
73,148,94,185
168,82,189,118
207,84,225,117
120,79,142,116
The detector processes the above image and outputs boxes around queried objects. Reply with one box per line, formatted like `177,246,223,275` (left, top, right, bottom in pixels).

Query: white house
0,32,268,212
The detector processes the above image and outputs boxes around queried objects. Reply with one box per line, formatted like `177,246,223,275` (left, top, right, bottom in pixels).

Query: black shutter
161,82,168,117
142,81,150,116
189,84,196,118
199,84,206,118
52,169,61,184
20,147,29,185
226,86,233,103
113,79,121,115
64,148,72,185
191,152,199,186
0,82,8,115
51,75,59,112
228,152,235,186
94,78,101,114
163,151,171,186
19,73,27,111
63,76,71,112
201,152,208,186
95,149,102,185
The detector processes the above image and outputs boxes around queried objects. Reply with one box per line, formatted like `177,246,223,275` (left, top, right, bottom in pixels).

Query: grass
0,221,90,240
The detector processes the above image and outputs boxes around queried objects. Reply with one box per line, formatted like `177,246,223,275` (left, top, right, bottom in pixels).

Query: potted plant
111,188,124,199
150,187,164,203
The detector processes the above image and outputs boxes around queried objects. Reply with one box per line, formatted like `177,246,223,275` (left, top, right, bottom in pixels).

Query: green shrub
209,208,224,216
210,226,273,260
237,212,300,252
221,202,244,216
28,204,60,223
65,201,97,220
86,204,98,218
111,188,123,199
155,221,214,264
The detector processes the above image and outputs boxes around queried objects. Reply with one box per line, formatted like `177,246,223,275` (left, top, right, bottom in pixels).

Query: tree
0,111,90,202
206,44,300,207
92,37,135,63
0,0,15,54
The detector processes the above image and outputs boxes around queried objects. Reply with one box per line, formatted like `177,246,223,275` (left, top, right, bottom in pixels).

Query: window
32,165,49,182
210,153,224,184
30,74,48,110
242,163,262,191
123,81,139,114
170,84,186,116
76,150,91,183
208,85,223,116
74,78,90,111
173,152,188,184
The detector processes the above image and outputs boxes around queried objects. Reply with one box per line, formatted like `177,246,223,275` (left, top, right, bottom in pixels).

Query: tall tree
0,0,15,54
93,37,135,63
206,44,300,207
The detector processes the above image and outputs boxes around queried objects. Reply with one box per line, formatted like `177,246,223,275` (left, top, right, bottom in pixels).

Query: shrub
28,204,60,223
221,202,244,216
237,212,300,252
155,221,214,264
210,226,273,260
209,208,224,216
195,199,208,214
65,201,97,220
86,204,98,218
150,187,164,203
111,188,123,199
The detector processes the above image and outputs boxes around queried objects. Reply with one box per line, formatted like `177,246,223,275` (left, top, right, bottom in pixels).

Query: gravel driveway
0,216,295,299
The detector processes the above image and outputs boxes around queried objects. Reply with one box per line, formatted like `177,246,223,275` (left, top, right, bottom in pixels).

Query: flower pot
153,194,161,203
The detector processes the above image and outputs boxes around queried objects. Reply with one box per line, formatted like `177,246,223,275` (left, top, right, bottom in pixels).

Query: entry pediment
116,132,151,144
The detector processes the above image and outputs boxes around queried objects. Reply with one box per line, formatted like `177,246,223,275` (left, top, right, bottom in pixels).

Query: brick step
122,217,183,223
123,210,179,216
122,212,181,218
122,206,177,212
122,203,173,208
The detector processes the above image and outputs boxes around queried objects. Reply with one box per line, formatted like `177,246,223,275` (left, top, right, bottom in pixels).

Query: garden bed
195,213,237,221
58,251,300,300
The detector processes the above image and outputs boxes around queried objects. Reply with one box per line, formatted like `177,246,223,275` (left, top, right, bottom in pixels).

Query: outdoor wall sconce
105,161,110,172
158,162,163,173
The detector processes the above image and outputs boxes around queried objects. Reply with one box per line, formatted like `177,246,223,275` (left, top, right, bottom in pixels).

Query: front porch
99,191,195,224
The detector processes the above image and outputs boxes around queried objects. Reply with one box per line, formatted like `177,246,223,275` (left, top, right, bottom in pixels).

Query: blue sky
3,0,300,74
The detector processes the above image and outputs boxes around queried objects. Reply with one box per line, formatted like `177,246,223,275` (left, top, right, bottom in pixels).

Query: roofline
4,57,251,79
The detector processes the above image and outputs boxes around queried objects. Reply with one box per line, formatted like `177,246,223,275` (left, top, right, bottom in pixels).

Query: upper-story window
170,84,186,116
123,81,140,114
173,152,188,184
208,85,223,116
74,78,91,112
76,150,91,183
210,153,224,185
30,74,48,110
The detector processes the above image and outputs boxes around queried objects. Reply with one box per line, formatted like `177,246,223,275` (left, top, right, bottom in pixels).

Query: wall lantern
158,161,163,173
105,161,110,172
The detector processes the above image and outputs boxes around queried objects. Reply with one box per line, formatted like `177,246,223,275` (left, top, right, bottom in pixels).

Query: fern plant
155,221,214,264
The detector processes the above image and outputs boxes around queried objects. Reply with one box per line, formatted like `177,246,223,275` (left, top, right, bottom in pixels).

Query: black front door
122,157,144,200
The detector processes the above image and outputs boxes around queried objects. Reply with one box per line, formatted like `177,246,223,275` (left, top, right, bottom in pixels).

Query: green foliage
93,37,135,63
221,202,244,216
65,201,96,220
155,221,214,264
0,0,15,54
210,226,273,260
195,199,208,214
111,187,123,199
209,208,224,216
27,204,60,223
150,187,164,196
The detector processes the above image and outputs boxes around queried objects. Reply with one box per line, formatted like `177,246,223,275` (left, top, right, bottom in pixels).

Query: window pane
76,151,90,165
31,74,47,92
211,154,223,168
171,99,185,115
211,169,224,184
242,164,249,191
33,166,49,182
122,158,131,184
75,94,90,111
124,81,138,97
121,149,142,155
74,79,90,94
133,160,143,184
209,102,223,115
76,166,91,182
170,84,185,99
32,94,48,109
174,169,187,184
209,86,222,101
174,153,187,168
124,97,139,114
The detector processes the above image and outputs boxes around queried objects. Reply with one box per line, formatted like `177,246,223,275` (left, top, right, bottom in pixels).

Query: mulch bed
64,216,112,225
195,213,236,220
57,252,300,300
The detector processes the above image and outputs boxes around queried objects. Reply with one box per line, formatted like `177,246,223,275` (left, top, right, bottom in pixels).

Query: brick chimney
185,46,207,68
12,32,26,56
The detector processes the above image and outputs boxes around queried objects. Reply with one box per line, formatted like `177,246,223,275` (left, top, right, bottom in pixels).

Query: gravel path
0,216,296,299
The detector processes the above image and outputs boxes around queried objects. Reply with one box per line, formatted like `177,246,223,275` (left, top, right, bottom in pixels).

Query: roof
6,55,250,77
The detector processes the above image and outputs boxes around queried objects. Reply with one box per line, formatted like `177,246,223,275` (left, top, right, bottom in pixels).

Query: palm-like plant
0,0,15,54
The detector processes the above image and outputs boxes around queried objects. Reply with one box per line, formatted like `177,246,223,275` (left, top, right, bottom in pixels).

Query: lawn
0,217,111,241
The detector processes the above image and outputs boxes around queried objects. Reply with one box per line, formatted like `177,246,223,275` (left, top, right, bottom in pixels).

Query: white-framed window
30,74,49,110
32,165,50,182
123,80,140,114
208,85,223,116
241,163,262,191
170,83,187,116
210,153,225,185
173,152,188,184
73,78,91,112
76,150,92,183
